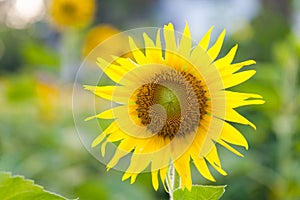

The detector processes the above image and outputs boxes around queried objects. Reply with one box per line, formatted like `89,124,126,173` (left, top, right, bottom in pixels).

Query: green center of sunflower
135,70,208,139
154,86,181,117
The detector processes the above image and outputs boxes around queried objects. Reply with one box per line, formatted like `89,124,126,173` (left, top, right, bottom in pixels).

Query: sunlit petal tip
101,140,108,157
153,185,159,191
250,123,257,130
159,168,168,192
199,26,214,50
211,177,216,182
91,141,98,148
142,32,152,41
84,115,96,121
183,21,191,37
245,145,249,151
155,29,162,48
128,36,138,50
214,166,227,176
83,85,95,91
237,59,256,67
233,44,238,51
121,173,131,182
207,29,226,60
162,182,168,193
164,22,174,30
143,33,156,54
151,171,159,191
130,174,137,184
218,139,245,157
91,137,102,148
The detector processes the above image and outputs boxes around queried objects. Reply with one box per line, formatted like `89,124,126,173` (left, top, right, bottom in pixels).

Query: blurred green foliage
0,0,299,200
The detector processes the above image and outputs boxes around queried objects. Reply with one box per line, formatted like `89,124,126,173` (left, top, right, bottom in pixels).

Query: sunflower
50,0,95,28
82,24,131,61
84,23,264,191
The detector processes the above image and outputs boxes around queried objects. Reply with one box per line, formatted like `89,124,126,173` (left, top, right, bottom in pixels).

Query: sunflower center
154,86,181,117
61,3,76,16
135,70,207,139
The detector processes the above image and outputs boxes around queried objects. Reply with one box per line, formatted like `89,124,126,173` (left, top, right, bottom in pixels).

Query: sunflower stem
60,30,81,82
166,163,180,200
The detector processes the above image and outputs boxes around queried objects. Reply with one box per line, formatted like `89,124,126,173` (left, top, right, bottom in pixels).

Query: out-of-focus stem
166,163,180,200
273,45,298,199
61,30,81,82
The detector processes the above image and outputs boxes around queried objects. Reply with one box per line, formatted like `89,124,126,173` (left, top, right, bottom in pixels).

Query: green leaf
173,185,226,200
0,172,73,200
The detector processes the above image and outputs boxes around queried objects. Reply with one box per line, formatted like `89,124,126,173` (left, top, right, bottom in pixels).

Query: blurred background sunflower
0,0,299,200
49,0,95,29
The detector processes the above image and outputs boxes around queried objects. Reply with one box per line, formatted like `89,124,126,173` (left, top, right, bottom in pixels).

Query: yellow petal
160,166,168,192
223,70,256,89
151,170,159,191
205,146,227,176
106,130,127,142
101,139,108,157
156,29,162,48
83,85,114,101
225,91,265,108
164,22,177,52
92,122,119,147
130,174,138,184
126,153,151,174
83,85,127,103
92,133,106,147
143,32,163,63
230,60,256,72
192,156,216,182
122,172,131,181
113,57,137,69
122,172,138,184
216,60,256,77
214,44,238,67
218,139,244,157
207,154,227,176
143,32,155,48
205,146,221,167
164,23,177,66
96,58,132,83
179,22,192,57
225,107,256,129
174,155,192,191
124,138,161,174
199,26,214,51
85,106,125,121
220,122,248,149
107,139,135,170
207,29,226,61
190,44,212,70
129,36,148,64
